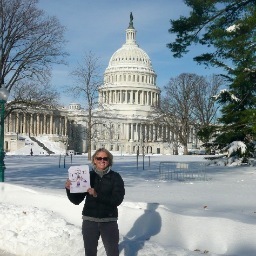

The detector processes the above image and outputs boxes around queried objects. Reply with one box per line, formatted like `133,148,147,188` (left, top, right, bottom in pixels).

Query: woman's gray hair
91,148,113,166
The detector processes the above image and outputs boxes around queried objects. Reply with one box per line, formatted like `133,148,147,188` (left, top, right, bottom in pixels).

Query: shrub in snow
226,141,246,158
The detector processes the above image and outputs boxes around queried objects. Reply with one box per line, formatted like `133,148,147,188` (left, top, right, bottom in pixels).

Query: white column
110,90,113,103
131,123,134,141
126,123,130,140
5,113,9,133
64,118,67,136
29,114,33,135
125,90,128,103
16,112,19,133
50,115,53,134
23,113,27,134
36,114,40,135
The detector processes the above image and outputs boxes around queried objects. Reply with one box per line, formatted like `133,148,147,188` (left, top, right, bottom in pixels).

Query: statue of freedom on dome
130,12,133,22
129,12,134,28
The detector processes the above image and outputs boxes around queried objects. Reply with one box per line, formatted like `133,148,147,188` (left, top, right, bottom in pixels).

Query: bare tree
5,79,60,118
69,51,103,160
161,73,221,154
0,0,67,92
191,74,222,149
192,75,222,125
12,81,59,106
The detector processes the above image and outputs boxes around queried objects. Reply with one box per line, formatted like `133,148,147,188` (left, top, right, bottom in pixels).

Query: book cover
68,165,90,193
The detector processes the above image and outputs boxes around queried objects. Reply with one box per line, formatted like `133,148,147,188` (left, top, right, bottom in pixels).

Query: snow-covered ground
1,145,256,255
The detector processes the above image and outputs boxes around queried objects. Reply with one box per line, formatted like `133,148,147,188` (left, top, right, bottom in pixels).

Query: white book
68,165,90,193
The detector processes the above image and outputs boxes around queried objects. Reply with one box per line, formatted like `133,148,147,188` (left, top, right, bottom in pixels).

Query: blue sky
38,0,222,106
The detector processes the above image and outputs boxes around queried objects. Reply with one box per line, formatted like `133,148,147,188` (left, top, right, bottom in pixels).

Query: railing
159,161,207,181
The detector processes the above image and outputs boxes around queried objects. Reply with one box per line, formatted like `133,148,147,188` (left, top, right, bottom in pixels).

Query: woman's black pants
82,220,119,256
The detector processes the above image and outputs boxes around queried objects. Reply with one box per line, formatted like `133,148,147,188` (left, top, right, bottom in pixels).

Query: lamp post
0,86,10,182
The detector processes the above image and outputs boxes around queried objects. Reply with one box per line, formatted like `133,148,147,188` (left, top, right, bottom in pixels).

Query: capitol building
4,14,200,155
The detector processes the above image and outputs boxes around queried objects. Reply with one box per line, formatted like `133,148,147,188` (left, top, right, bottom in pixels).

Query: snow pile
1,182,256,256
0,203,84,256
1,144,256,256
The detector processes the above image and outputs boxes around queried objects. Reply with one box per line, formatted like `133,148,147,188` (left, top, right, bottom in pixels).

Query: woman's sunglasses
96,157,109,161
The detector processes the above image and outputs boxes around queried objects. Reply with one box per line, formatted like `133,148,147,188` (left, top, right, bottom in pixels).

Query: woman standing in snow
65,148,125,256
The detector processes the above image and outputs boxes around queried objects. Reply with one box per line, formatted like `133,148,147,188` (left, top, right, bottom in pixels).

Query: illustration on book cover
68,165,90,193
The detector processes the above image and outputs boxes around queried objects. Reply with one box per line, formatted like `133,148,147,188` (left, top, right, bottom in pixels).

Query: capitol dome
104,13,156,80
99,13,160,117
108,42,153,70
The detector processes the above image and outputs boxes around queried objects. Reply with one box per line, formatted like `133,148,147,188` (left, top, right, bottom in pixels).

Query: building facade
4,15,200,155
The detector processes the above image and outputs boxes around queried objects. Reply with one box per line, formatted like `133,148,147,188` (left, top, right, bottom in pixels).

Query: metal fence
159,161,207,181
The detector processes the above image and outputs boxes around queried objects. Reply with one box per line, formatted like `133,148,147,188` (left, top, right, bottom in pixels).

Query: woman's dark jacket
66,169,125,219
